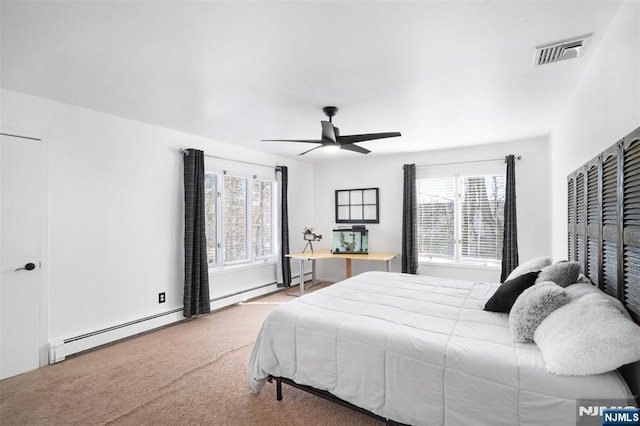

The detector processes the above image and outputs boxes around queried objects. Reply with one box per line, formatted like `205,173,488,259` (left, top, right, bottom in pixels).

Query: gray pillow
535,261,580,287
509,281,569,343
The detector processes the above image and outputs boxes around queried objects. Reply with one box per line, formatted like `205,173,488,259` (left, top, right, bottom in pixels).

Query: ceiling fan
262,106,402,156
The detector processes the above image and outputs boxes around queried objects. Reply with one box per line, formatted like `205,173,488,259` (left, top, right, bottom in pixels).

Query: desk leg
299,259,305,295
346,258,352,278
385,259,391,272
304,259,318,292
287,259,306,297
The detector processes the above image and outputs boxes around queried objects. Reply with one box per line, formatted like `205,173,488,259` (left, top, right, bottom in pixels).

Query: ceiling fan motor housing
322,106,339,120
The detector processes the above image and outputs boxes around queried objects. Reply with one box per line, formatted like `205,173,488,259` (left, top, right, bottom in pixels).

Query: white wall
550,0,640,259
312,136,551,283
0,89,314,357
3,0,636,362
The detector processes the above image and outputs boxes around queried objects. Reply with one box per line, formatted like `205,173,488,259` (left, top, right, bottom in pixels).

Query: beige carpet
0,283,381,425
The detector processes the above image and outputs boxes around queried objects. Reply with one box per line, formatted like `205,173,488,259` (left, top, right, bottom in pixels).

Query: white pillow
505,256,552,281
564,283,631,319
534,293,640,376
509,281,569,343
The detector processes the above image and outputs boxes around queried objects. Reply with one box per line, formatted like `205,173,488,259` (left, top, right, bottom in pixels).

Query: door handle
15,263,36,271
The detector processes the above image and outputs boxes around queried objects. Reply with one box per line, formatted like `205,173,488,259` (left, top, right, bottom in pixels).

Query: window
417,177,455,258
204,173,219,263
417,173,505,264
252,179,274,259
223,175,248,263
204,170,276,267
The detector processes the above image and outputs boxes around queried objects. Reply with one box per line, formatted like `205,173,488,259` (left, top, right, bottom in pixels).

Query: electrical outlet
158,292,166,303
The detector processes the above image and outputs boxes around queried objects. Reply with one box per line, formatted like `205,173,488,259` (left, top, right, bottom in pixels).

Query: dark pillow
484,271,540,313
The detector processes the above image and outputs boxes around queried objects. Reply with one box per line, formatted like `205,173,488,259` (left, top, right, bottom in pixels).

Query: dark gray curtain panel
183,149,211,318
402,164,418,274
276,166,291,287
500,155,519,282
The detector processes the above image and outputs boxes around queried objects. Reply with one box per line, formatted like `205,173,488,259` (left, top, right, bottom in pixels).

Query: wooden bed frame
567,125,640,401
268,125,640,419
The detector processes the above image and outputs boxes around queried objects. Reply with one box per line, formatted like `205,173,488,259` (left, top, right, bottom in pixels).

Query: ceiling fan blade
262,139,323,144
337,132,401,145
340,143,371,155
298,145,323,156
321,121,337,143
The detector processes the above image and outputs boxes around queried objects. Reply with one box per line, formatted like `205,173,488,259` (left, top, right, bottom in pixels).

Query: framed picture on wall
335,187,379,223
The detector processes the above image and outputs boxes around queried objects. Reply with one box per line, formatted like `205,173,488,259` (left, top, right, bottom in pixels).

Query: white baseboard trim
209,282,279,311
48,282,281,364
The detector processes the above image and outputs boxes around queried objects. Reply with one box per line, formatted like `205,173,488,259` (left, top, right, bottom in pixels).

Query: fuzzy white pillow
564,283,631,319
534,293,640,376
505,256,552,281
509,281,569,343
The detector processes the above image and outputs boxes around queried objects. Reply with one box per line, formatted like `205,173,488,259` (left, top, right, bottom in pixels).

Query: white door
0,134,43,379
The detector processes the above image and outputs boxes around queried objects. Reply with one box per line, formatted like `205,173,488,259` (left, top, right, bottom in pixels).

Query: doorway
0,132,45,379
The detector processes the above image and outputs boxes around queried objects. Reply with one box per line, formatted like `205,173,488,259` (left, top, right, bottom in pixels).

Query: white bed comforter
247,271,632,425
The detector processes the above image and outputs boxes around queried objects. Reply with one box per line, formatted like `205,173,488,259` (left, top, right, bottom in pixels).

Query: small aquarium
332,227,369,254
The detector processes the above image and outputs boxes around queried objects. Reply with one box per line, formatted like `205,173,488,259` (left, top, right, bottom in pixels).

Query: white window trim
419,255,502,268
419,257,500,271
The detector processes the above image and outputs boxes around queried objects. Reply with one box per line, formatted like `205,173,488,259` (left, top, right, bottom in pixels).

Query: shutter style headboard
567,126,640,400
567,126,640,325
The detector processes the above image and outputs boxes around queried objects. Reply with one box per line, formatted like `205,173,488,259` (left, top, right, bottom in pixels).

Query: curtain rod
416,155,521,168
182,149,277,170
0,132,42,141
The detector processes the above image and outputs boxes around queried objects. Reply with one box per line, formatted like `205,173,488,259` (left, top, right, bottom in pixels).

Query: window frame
459,175,505,263
416,176,457,261
221,172,250,266
416,163,505,267
250,177,276,262
204,168,277,270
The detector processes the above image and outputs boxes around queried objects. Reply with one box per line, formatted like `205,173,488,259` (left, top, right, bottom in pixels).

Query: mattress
247,271,633,425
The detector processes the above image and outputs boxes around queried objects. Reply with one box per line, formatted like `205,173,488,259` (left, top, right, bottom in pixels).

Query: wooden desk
286,248,399,296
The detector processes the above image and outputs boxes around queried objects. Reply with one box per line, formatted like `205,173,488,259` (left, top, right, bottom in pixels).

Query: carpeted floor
0,282,381,425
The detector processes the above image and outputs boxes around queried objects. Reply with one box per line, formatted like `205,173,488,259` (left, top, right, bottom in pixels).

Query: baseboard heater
48,308,186,363
48,280,285,363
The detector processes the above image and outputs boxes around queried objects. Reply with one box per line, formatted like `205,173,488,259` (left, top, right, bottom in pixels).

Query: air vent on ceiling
534,33,592,66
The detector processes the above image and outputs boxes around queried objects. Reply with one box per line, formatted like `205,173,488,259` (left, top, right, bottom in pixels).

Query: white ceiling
0,1,623,162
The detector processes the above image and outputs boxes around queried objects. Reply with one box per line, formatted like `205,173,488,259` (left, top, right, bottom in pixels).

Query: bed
247,126,640,425
248,271,635,425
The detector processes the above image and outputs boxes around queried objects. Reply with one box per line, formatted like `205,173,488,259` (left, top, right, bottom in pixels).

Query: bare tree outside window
204,173,218,264
223,175,248,263
252,180,273,258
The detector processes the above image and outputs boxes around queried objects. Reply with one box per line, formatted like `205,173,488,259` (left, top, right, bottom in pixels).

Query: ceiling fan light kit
323,145,340,154
262,106,402,156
